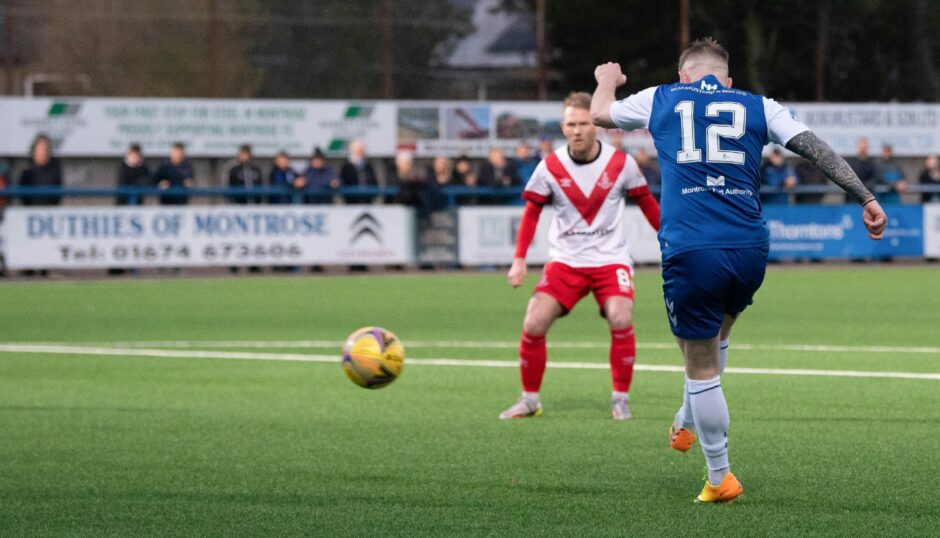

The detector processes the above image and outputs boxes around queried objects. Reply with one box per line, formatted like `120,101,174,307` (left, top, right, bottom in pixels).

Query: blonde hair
563,91,593,111
678,37,729,72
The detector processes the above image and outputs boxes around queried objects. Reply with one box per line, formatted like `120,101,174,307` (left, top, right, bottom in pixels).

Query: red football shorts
534,262,635,315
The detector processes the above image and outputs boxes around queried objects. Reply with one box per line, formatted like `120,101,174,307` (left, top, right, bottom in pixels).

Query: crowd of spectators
758,137,940,205
217,140,540,212
2,133,940,209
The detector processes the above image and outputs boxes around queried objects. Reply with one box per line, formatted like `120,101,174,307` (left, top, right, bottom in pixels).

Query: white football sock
674,339,729,432
611,391,628,400
719,338,729,374
674,386,695,431
522,391,540,403
687,375,730,485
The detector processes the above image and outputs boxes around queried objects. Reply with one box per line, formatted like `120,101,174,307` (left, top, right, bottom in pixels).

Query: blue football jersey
610,75,809,258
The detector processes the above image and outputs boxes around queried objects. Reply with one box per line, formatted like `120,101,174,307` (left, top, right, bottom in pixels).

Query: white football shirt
523,141,649,268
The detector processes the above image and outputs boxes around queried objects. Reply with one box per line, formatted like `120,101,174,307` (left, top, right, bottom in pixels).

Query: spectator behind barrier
478,147,522,204
848,137,878,192
633,148,660,192
427,156,453,212
228,144,263,204
794,158,828,204
0,159,10,210
513,142,540,183
451,155,473,186
116,144,150,206
452,155,482,205
392,150,433,221
153,142,194,206
877,144,906,204
303,147,339,204
537,136,555,160
19,134,63,206
269,150,300,204
920,155,940,203
760,147,798,205
340,139,378,204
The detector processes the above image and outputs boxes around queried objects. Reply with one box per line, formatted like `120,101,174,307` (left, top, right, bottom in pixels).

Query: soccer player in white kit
499,92,661,420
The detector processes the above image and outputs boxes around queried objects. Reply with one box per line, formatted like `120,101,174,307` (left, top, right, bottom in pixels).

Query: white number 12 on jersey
674,101,746,165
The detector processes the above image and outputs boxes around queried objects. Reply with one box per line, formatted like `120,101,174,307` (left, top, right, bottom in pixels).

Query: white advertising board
924,204,940,258
3,97,935,159
0,206,414,269
786,103,940,157
457,206,661,266
0,98,397,158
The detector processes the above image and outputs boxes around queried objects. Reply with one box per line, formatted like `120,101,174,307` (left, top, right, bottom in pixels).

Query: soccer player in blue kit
590,38,888,503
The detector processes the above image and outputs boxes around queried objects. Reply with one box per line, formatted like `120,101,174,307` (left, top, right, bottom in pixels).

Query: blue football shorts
661,247,769,340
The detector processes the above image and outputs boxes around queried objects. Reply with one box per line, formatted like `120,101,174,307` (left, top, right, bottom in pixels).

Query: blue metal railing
0,185,525,207
1,184,939,206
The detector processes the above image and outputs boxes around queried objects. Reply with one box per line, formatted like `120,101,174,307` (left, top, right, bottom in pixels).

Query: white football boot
611,395,632,420
498,396,542,419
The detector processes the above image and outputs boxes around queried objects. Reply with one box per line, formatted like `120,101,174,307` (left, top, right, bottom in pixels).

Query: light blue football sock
675,339,729,432
687,375,730,485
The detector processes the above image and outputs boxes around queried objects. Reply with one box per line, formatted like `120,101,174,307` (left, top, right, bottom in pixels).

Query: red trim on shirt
627,185,661,231
544,150,626,225
514,201,543,259
521,190,550,206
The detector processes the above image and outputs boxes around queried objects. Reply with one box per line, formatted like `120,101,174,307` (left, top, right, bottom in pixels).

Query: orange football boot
695,472,743,503
669,424,697,452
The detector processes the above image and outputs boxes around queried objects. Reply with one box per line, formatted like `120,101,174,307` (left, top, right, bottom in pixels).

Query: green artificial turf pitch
1,266,939,536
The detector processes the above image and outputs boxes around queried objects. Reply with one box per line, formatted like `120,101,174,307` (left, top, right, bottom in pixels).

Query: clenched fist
594,62,627,88
862,199,887,240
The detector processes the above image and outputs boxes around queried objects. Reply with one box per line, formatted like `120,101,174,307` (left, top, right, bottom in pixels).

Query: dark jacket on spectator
153,160,194,205
477,161,521,205
19,158,63,206
848,156,878,191
392,170,424,204
478,161,522,188
0,160,10,208
117,160,150,205
269,166,299,204
393,168,437,222
303,164,336,204
228,162,263,204
340,159,377,204
920,168,940,203
795,160,828,204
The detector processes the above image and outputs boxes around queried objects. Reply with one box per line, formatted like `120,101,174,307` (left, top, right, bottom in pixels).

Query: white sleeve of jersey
763,97,810,145
620,154,648,191
609,87,657,131
523,160,553,202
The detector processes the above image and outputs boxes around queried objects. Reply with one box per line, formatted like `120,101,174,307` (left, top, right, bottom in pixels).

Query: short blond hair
563,91,592,111
678,37,729,71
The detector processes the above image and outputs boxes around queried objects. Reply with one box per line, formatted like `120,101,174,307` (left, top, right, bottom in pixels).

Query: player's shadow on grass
543,397,609,417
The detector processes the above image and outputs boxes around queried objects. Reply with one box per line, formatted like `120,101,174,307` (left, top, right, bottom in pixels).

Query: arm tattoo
785,131,875,205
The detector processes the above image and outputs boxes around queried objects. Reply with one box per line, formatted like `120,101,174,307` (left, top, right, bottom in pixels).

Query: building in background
431,0,551,100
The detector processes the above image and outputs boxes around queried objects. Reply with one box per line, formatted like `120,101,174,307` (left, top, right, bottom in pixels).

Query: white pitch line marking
5,340,940,355
0,344,938,381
